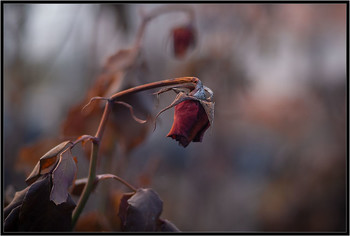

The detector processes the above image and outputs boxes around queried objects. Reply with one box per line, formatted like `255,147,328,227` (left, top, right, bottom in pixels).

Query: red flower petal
167,100,210,147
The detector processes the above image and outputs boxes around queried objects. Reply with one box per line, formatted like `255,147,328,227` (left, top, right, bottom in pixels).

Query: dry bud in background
172,24,196,58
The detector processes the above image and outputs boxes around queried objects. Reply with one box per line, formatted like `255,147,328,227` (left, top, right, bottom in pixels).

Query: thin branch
71,141,99,228
82,96,109,111
114,101,147,124
97,174,137,192
109,76,199,101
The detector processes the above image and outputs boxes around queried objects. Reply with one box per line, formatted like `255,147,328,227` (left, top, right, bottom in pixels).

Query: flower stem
71,141,99,228
71,102,112,229
110,76,199,101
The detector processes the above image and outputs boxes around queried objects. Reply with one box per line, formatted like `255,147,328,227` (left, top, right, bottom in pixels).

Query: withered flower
167,100,209,147
172,25,196,58
155,81,214,148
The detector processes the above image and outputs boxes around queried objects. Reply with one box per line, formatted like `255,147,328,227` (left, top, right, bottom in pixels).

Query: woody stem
110,76,199,101
71,77,199,229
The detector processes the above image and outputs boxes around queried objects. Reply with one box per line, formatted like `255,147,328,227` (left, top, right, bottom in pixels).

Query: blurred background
3,3,347,232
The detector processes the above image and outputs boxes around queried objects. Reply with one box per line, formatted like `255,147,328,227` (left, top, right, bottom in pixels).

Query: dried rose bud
172,25,196,58
167,100,210,147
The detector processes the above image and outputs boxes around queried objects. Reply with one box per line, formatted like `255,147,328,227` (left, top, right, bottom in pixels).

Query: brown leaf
117,188,180,232
4,188,27,220
119,188,163,231
158,219,180,232
50,149,77,205
4,175,76,232
25,141,72,185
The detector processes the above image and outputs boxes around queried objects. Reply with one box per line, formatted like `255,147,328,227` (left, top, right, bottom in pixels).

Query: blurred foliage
3,3,347,232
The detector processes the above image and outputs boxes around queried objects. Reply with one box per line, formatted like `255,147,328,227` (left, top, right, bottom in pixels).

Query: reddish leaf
50,150,77,205
167,99,210,147
4,175,75,232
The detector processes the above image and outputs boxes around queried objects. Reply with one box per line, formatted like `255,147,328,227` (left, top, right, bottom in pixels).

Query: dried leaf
158,219,180,232
50,150,77,205
25,162,40,186
120,188,163,231
199,100,215,126
4,175,75,232
4,205,21,231
4,188,27,220
117,188,180,232
25,141,72,185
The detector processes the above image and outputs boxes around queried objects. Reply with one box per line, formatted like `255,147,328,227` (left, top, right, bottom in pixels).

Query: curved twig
114,101,147,124
82,96,110,111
